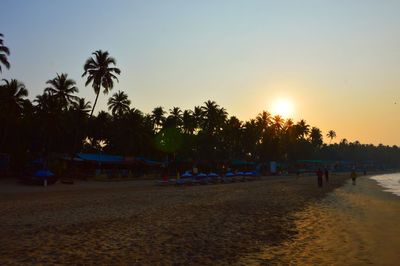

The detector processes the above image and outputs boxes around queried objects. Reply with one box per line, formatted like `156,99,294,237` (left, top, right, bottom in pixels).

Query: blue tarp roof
77,153,124,163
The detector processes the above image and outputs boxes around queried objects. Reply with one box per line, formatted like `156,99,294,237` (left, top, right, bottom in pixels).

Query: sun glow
271,99,294,118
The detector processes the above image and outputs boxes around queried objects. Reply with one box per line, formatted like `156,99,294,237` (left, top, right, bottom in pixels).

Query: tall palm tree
182,110,195,134
82,50,121,117
256,111,272,132
192,106,203,131
0,33,10,73
165,106,182,128
295,119,310,139
0,79,28,150
151,106,166,132
272,115,284,133
45,73,79,110
310,127,323,148
0,79,28,113
107,90,131,116
326,130,336,144
201,100,227,134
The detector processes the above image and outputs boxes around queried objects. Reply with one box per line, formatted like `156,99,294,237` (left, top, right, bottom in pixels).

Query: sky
1,0,399,145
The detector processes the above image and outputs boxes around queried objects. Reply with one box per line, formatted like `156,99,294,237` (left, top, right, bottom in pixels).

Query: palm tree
192,106,203,130
0,33,10,73
107,90,131,116
272,115,284,133
295,119,310,139
151,106,166,132
0,79,28,150
310,127,323,148
82,50,121,117
45,73,79,110
182,110,195,134
0,79,28,113
201,100,227,134
165,107,182,128
73,98,92,115
256,111,272,132
34,92,57,113
326,130,336,144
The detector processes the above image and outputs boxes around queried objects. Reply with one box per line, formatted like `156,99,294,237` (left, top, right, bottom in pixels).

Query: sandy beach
1,173,398,265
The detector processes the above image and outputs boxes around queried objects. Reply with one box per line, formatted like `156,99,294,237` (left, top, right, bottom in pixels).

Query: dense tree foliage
1,44,399,169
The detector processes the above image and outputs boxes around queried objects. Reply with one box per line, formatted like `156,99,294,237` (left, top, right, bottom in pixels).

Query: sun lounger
193,173,208,184
234,171,246,182
207,172,221,183
244,171,256,181
223,172,235,182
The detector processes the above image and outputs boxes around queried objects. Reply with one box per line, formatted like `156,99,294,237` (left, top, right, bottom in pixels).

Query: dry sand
0,174,353,265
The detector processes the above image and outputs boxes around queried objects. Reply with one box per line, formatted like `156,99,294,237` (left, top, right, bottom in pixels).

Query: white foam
370,173,400,197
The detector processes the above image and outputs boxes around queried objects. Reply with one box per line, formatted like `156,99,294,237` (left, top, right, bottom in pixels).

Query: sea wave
370,173,400,197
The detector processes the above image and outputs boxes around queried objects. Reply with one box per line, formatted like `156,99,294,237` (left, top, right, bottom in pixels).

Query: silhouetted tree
0,33,10,73
327,130,336,143
107,90,130,117
45,73,79,110
82,50,121,117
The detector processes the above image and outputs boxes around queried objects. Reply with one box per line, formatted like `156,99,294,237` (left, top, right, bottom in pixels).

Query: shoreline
0,173,376,265
240,173,400,265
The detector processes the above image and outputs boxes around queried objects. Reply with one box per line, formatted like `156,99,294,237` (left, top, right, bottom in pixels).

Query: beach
0,173,399,265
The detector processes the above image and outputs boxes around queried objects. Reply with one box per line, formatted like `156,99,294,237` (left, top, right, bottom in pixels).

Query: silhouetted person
351,170,357,185
317,168,323,187
324,168,329,183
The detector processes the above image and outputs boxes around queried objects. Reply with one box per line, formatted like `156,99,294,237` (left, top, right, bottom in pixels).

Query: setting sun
271,99,294,118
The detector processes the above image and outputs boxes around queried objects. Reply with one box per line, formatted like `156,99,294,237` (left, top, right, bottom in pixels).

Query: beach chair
223,172,235,183
207,172,221,183
176,171,193,185
234,171,245,182
244,171,256,181
193,172,208,185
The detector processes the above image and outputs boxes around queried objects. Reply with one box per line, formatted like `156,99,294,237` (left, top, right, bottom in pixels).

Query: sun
271,98,294,118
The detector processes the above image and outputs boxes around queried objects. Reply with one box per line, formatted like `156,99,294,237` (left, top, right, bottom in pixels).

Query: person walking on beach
324,168,329,183
351,170,357,185
317,168,323,188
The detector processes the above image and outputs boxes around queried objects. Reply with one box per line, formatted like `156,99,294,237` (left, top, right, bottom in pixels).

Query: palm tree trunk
90,91,100,118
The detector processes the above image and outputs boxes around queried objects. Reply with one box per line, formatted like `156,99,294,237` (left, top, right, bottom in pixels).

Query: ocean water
370,173,400,196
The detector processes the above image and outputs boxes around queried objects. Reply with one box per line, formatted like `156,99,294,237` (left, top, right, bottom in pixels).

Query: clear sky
1,0,399,145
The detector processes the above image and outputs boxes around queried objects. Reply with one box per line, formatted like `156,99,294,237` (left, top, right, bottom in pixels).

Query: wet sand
0,174,390,265
240,175,400,265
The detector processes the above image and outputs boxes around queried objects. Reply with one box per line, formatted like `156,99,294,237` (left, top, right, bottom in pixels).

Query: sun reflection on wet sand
241,177,400,265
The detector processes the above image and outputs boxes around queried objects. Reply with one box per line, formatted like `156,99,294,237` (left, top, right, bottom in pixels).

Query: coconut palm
45,73,79,110
165,107,182,128
0,79,28,113
73,98,92,115
151,106,166,132
107,90,131,116
0,79,28,150
256,111,272,132
182,110,196,134
192,106,203,130
310,127,323,148
0,33,10,73
295,119,310,139
201,100,227,134
272,115,285,133
326,130,336,144
82,50,121,117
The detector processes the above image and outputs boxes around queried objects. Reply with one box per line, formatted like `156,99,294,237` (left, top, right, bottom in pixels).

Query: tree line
1,33,400,169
